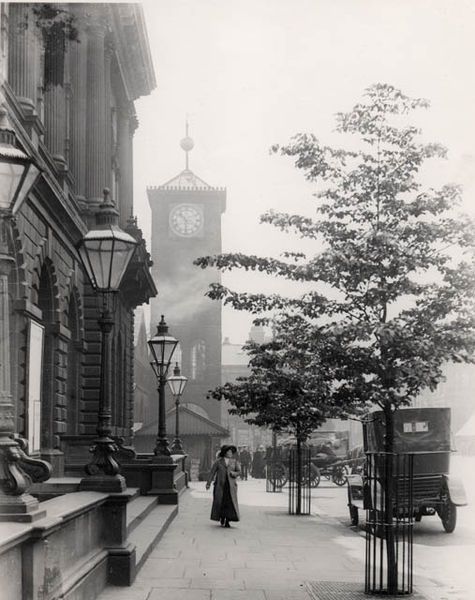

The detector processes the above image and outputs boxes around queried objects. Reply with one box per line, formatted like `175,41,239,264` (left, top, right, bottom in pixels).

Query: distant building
221,328,273,451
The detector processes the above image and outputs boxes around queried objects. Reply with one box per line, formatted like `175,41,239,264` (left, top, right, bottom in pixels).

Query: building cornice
120,216,157,308
111,4,157,102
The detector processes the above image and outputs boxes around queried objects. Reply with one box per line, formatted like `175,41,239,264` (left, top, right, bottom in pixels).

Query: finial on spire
180,116,194,170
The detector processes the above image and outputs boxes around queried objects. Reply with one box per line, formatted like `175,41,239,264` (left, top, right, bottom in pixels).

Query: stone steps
127,502,178,572
126,495,159,534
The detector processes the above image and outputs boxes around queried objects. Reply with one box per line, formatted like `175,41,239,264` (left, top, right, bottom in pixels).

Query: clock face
169,204,203,237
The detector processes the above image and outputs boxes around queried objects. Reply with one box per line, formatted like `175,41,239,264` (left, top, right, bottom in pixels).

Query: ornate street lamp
0,106,51,522
0,108,41,216
77,188,137,492
148,316,178,456
167,363,188,454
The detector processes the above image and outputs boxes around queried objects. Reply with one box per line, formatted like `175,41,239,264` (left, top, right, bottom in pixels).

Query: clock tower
147,128,226,425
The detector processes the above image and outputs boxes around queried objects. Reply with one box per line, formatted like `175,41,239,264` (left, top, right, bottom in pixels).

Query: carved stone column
117,105,137,227
103,35,113,192
7,4,41,115
44,75,67,169
85,18,106,203
69,19,88,201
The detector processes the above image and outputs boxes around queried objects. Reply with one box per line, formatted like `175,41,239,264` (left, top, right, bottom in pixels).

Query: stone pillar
0,5,8,85
103,36,113,192
117,105,137,227
43,64,68,168
69,22,88,200
85,19,106,203
7,4,41,115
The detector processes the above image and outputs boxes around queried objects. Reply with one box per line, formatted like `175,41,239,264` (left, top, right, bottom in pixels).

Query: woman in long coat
206,445,241,527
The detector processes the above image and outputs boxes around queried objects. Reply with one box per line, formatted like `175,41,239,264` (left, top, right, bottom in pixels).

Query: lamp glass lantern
167,363,188,398
148,316,178,378
76,189,138,293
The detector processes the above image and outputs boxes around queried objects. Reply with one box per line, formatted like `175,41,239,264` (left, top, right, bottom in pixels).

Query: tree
197,83,475,448
197,84,475,589
209,314,350,442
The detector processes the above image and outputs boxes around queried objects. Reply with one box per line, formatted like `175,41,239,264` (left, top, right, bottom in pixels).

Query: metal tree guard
365,452,414,595
288,442,311,515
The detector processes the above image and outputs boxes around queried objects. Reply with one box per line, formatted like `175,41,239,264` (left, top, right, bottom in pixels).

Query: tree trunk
296,423,302,515
383,405,397,594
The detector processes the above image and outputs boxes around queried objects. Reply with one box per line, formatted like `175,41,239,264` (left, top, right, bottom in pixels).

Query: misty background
133,0,475,343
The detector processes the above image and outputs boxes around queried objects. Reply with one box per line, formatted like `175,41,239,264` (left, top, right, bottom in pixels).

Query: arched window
190,340,206,381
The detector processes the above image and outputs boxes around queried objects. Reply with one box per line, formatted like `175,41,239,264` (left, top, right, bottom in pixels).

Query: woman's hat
219,444,237,457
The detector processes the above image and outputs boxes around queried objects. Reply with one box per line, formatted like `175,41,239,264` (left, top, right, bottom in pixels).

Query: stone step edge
128,503,178,571
126,495,159,534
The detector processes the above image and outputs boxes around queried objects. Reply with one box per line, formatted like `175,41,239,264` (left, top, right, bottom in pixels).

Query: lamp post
167,363,188,454
77,188,137,492
148,316,178,457
0,105,52,521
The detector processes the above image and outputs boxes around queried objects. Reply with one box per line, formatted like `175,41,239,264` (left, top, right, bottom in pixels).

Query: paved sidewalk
97,480,441,600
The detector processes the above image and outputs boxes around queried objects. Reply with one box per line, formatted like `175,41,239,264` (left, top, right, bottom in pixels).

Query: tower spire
180,117,194,171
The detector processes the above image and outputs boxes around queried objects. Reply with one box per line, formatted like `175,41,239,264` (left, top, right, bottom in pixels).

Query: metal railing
365,452,414,595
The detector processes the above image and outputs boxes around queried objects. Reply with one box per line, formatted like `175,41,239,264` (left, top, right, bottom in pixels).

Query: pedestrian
205,445,241,528
239,445,251,480
251,445,266,479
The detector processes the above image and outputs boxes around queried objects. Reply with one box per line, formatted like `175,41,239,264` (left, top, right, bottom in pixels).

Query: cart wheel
332,466,348,487
440,500,457,533
311,467,321,488
269,465,286,488
277,466,288,487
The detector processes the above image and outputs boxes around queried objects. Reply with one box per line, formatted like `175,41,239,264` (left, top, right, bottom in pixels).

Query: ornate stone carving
113,436,136,461
1,435,52,496
84,437,121,477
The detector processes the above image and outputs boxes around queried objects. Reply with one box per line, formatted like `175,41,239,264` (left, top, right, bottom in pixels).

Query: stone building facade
1,3,156,476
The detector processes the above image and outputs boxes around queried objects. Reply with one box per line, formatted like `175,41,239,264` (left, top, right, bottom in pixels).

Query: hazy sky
133,0,475,343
